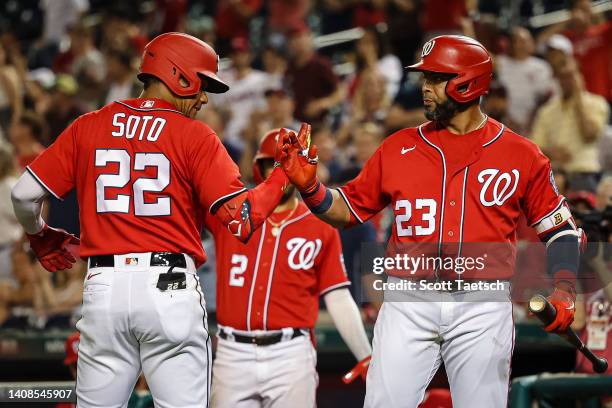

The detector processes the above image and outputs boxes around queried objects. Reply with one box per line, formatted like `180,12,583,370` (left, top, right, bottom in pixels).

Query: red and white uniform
338,118,565,408
28,98,245,266
27,98,245,408
206,202,349,408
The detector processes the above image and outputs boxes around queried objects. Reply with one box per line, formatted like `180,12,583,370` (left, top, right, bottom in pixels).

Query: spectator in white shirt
496,27,554,133
211,38,269,152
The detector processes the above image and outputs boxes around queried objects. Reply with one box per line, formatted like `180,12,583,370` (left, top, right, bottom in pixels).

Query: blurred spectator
0,42,24,133
267,0,311,37
215,0,263,55
0,246,35,328
213,37,269,152
544,34,574,76
197,107,240,164
338,70,390,146
99,7,149,55
40,0,89,47
539,0,612,102
53,23,106,110
599,126,612,173
9,111,47,168
496,27,553,133
260,45,289,87
312,126,342,183
351,25,403,101
102,48,139,105
337,122,383,182
420,0,476,40
240,87,301,181
31,262,84,329
384,0,422,66
285,23,344,125
384,72,425,133
45,75,85,142
532,57,609,190
0,142,21,293
24,68,55,116
482,81,521,131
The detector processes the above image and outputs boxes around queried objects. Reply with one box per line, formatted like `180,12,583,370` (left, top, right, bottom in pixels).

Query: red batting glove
342,355,371,384
26,225,80,272
278,122,318,193
543,283,576,333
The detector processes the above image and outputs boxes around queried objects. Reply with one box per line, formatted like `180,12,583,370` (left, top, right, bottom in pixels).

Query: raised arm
278,124,356,228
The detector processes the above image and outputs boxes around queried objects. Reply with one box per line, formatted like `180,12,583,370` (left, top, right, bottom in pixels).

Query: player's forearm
214,167,289,243
11,171,48,234
299,182,352,228
324,288,372,361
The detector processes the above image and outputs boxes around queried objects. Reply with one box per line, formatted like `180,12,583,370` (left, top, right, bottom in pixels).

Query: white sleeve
11,171,48,234
324,288,372,361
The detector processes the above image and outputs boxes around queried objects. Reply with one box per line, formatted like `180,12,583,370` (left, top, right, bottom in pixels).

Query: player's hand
278,122,318,193
26,225,80,272
543,284,576,333
342,355,371,384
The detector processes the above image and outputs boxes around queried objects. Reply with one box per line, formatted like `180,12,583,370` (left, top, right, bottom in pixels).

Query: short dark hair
139,74,160,90
18,111,48,145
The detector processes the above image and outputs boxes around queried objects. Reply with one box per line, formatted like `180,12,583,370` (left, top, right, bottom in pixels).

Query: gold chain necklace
267,198,299,237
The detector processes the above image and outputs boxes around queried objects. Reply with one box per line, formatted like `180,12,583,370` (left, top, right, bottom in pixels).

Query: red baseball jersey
338,118,563,280
206,202,349,330
27,98,245,266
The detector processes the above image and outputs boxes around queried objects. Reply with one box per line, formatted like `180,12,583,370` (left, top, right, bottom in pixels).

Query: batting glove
27,224,80,272
342,355,371,384
544,283,576,333
278,122,318,193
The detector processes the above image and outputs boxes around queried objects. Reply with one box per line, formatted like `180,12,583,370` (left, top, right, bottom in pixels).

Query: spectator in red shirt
539,0,612,102
215,0,263,55
284,23,344,125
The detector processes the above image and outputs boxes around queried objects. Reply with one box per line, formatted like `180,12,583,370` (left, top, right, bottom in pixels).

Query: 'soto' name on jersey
111,113,167,142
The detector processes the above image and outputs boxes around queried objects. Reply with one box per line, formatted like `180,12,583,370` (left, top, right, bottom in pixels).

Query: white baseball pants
76,252,211,408
211,331,318,408
364,282,514,408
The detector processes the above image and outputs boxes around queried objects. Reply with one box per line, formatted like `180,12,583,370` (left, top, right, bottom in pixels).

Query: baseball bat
529,294,608,374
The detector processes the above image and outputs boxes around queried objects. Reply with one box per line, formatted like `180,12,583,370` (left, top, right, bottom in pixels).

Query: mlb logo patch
125,258,139,266
141,100,155,108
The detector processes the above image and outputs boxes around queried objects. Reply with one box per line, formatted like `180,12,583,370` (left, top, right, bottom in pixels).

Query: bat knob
593,357,608,374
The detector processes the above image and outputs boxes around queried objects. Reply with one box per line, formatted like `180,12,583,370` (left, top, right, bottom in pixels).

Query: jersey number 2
230,254,248,287
95,149,170,216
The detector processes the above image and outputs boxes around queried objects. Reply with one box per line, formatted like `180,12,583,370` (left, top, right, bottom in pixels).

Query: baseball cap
264,85,292,98
230,37,250,53
567,191,596,210
547,34,573,55
54,74,78,96
27,68,56,90
64,332,80,366
287,21,310,38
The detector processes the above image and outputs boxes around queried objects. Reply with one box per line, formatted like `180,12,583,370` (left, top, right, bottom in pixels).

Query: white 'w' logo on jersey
286,238,322,270
477,169,520,207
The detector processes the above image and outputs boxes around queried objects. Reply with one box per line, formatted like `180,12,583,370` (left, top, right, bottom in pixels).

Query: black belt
218,329,304,346
89,253,187,269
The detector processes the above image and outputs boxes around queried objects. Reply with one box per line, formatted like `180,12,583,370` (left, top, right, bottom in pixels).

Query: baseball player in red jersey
278,36,585,407
10,32,303,408
206,128,372,408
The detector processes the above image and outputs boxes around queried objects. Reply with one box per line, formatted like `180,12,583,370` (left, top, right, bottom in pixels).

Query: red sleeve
337,146,389,223
188,124,246,214
521,149,564,227
27,119,79,199
317,227,350,295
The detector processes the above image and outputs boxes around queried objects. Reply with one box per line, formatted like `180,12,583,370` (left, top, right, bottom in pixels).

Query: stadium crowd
0,0,610,382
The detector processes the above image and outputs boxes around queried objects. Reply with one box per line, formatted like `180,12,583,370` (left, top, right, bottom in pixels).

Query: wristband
300,180,333,214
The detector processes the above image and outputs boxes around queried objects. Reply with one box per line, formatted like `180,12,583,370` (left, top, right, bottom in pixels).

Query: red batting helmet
406,35,493,103
252,129,282,185
138,32,229,96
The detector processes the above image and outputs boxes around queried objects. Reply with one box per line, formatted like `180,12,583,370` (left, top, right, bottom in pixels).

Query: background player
11,32,298,407
206,128,372,408
279,35,584,407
